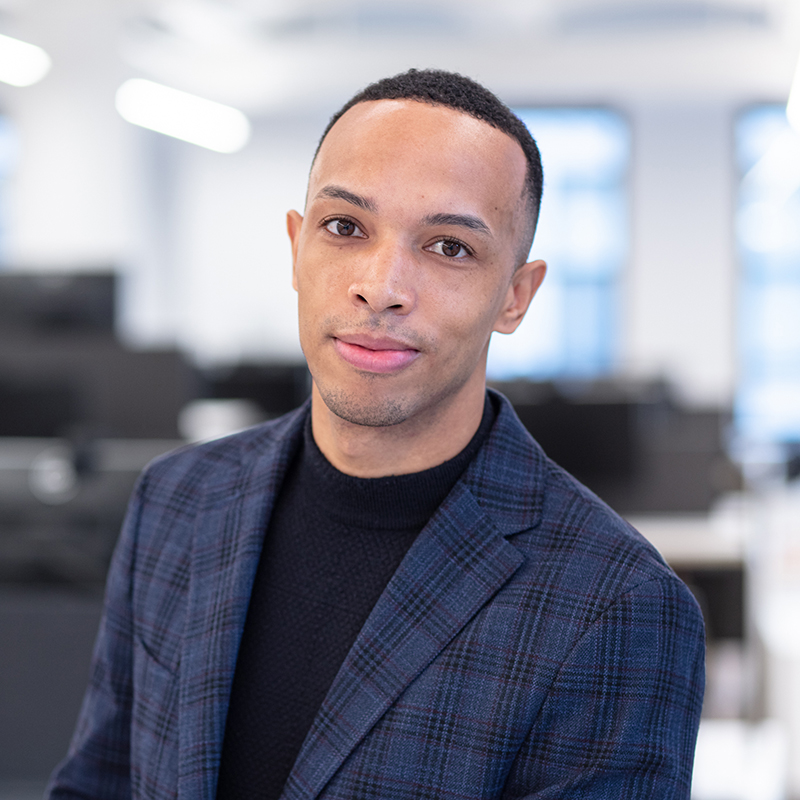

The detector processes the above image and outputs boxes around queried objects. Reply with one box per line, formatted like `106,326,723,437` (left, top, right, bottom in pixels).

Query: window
487,108,629,380
0,115,17,265
735,106,800,445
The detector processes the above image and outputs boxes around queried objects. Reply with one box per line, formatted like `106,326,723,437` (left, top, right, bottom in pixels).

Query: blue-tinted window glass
487,108,629,380
0,116,17,266
735,106,800,443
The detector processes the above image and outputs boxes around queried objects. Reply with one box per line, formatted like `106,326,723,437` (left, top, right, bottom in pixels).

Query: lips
333,334,420,374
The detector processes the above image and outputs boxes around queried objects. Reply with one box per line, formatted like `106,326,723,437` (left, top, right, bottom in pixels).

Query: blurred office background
0,0,799,797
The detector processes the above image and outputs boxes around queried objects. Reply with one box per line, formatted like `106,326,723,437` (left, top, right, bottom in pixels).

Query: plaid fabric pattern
47,391,705,800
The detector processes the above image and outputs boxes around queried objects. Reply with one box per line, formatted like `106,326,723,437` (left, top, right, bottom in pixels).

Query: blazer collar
457,389,545,535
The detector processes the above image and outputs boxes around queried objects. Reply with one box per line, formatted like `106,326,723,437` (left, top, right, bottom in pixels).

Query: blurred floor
0,780,48,800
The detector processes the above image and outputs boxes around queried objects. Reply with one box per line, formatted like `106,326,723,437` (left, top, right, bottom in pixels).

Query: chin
320,388,411,428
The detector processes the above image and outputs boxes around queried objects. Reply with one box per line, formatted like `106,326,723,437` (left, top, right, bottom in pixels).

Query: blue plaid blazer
48,391,705,799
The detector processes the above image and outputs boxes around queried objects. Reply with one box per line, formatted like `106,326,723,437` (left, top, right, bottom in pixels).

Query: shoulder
121,402,308,557
478,390,695,611
530,458,691,618
108,403,308,636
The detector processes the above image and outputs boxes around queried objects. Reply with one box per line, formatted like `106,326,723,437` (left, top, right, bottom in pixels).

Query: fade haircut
315,68,544,263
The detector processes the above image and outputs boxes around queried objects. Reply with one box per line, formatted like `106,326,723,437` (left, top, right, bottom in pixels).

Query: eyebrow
421,212,491,236
314,186,491,237
315,185,377,213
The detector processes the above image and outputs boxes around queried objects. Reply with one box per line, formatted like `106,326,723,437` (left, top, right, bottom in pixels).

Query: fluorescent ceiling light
788,53,800,135
0,32,51,87
115,78,251,153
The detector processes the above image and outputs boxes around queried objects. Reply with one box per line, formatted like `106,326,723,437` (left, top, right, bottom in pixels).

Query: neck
310,381,487,478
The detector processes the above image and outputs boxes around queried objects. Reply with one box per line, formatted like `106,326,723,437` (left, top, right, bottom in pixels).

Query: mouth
333,333,421,374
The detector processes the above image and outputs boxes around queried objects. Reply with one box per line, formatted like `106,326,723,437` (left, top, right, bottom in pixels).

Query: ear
286,210,304,291
493,259,547,335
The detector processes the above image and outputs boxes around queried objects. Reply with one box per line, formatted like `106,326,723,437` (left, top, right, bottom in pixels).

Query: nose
348,239,416,315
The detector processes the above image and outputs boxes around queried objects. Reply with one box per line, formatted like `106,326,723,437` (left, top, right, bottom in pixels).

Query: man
48,69,705,799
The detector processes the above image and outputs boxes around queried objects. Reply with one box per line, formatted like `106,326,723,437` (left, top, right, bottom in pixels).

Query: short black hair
315,68,544,261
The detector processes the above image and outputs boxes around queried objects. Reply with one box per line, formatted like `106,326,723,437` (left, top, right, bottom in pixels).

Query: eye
428,239,472,259
324,217,365,238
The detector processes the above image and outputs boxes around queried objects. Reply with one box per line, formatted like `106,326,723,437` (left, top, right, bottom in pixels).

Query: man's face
288,99,545,430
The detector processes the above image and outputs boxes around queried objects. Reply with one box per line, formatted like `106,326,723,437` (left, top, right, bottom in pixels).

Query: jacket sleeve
44,474,148,799
506,575,706,799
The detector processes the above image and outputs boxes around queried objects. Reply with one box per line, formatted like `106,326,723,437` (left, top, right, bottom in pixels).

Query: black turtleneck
216,395,496,800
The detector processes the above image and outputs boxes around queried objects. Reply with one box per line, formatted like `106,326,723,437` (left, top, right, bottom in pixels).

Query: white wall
0,0,134,270
168,115,322,365
622,101,738,407
2,68,133,270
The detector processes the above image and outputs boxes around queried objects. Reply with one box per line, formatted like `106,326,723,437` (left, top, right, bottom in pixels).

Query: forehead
309,100,527,213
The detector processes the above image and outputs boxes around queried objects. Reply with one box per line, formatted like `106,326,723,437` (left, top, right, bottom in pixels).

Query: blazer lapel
282,483,524,800
282,392,545,800
177,408,306,800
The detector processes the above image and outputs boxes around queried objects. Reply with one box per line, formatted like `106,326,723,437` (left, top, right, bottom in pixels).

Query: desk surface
627,502,749,568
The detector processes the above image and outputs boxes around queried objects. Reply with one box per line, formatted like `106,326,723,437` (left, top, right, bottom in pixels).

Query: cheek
296,265,331,313
295,281,322,344
437,279,508,339
296,254,349,301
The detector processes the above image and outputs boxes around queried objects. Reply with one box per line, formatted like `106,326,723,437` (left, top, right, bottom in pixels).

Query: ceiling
1,0,799,113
